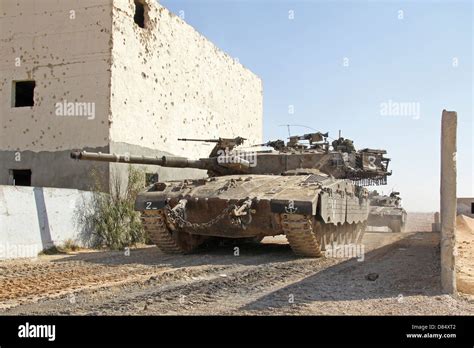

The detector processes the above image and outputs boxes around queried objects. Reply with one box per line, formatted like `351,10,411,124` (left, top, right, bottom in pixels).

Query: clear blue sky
161,0,473,212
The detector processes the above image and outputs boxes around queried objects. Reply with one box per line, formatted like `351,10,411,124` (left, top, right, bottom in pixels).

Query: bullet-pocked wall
108,0,263,182
0,0,263,190
0,0,112,190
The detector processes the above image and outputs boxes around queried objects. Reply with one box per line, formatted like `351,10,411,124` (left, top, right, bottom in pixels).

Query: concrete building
457,198,474,218
0,0,263,191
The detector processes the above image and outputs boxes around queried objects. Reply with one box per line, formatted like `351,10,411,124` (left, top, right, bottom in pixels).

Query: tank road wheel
141,210,203,254
347,223,358,244
320,223,336,249
321,224,333,250
335,223,348,245
354,222,366,243
343,223,353,245
328,224,337,246
347,223,356,244
314,221,326,251
316,223,335,252
281,213,322,258
333,224,342,245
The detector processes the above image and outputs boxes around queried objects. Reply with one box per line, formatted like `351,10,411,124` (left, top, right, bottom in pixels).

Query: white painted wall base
0,185,94,259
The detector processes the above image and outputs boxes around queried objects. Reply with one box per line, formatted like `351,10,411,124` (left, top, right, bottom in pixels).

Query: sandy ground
0,213,472,315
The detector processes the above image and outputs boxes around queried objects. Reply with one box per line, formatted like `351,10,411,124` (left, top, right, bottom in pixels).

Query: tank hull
135,174,369,256
367,206,407,232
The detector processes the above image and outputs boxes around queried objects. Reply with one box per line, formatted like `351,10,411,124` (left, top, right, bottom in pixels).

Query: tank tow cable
231,198,255,229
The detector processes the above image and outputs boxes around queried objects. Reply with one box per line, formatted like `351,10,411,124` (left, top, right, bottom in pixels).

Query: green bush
85,166,146,250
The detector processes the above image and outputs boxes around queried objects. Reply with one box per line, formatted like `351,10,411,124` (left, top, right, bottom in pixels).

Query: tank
70,132,391,257
367,191,407,232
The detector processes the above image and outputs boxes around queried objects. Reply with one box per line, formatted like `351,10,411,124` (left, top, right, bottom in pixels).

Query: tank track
142,209,367,257
281,213,322,258
317,222,366,251
281,214,367,257
141,210,200,254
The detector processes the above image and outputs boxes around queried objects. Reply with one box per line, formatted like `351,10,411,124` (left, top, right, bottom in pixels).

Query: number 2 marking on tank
145,202,157,210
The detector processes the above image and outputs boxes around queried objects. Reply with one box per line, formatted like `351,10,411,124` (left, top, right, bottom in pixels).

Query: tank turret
71,133,391,183
367,191,407,232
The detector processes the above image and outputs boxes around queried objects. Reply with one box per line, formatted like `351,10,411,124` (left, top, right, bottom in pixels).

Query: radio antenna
278,124,319,137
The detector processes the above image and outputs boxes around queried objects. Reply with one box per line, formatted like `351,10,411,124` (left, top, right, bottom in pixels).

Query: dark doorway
134,0,145,28
471,202,474,214
12,169,32,186
13,80,35,107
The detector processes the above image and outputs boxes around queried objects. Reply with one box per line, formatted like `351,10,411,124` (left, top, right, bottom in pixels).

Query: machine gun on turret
332,137,355,153
250,139,286,151
287,132,329,151
251,132,329,152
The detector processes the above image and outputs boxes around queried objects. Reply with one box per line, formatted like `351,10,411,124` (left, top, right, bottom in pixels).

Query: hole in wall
13,80,35,107
134,0,146,28
11,169,32,186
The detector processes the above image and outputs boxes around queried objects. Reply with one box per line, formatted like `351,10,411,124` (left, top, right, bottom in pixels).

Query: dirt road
0,213,473,315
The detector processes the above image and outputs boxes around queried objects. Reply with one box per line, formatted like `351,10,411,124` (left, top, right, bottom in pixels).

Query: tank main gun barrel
70,151,212,170
178,138,220,143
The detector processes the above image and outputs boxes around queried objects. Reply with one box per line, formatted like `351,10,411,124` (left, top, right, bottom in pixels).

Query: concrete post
432,212,440,232
440,110,457,293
